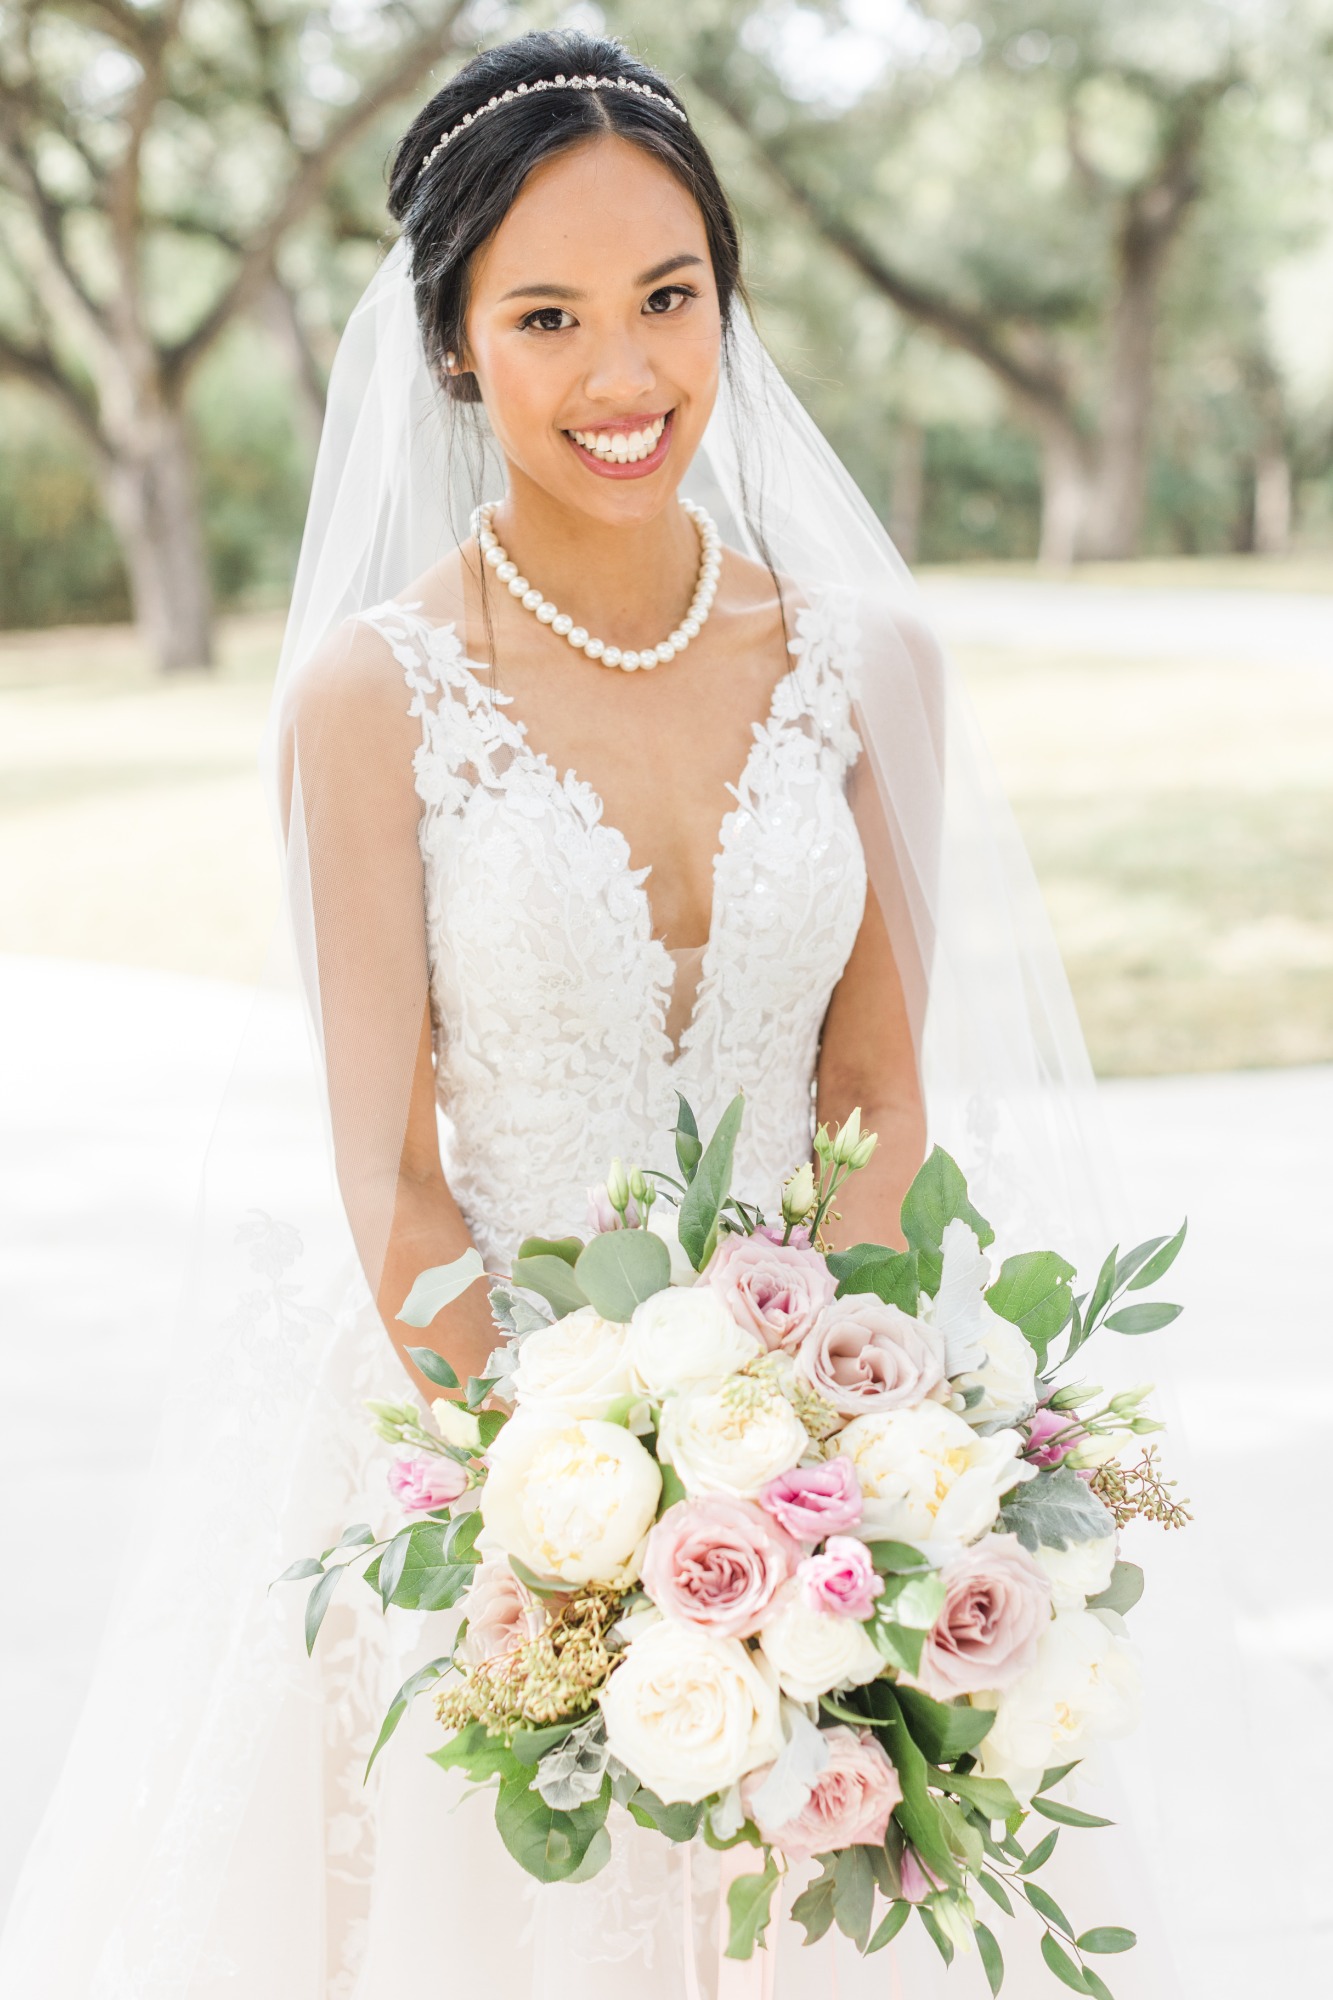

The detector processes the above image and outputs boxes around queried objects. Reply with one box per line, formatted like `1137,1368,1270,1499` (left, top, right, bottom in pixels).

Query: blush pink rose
707,1233,837,1353
796,1296,947,1415
1024,1406,1075,1466
798,1536,884,1621
911,1532,1052,1698
640,1497,800,1638
455,1559,547,1668
759,1458,863,1542
387,1453,469,1512
742,1726,901,1861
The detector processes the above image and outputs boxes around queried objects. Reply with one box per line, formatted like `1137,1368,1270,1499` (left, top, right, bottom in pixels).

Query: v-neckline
417,611,804,1066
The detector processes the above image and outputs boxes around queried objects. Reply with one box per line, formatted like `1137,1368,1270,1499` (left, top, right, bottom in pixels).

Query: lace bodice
360,590,868,1264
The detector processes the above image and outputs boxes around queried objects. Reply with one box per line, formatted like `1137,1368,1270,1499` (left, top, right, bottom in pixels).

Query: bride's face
462,134,723,526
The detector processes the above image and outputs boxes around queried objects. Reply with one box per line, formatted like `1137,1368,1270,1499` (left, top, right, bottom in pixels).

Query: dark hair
387,29,748,401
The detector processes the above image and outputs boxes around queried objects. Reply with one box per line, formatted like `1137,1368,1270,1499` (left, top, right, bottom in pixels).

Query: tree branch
0,323,103,448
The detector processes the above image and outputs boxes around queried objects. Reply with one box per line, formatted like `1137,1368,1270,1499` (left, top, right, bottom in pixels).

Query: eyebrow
498,253,706,303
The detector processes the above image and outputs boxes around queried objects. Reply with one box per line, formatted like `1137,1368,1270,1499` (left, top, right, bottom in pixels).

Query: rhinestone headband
417,72,688,179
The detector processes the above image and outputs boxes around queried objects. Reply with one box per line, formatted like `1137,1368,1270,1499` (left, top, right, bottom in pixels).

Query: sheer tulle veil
0,214,1318,2000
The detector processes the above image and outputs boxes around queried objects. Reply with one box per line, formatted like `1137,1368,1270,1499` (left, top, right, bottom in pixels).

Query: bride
0,27,1225,2000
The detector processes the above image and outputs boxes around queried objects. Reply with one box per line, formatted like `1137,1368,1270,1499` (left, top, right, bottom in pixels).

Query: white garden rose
627,1285,761,1399
657,1377,807,1499
599,1619,783,1803
757,1580,884,1702
973,1608,1142,1804
510,1306,635,1419
836,1402,1035,1546
480,1412,661,1585
647,1204,698,1287
1034,1533,1118,1612
956,1307,1039,1431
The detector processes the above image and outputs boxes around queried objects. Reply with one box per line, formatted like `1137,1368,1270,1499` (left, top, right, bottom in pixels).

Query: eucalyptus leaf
1086,1560,1144,1616
1103,1301,1182,1335
867,1899,911,1953
678,1093,745,1270
977,1871,1014,1916
377,1528,411,1609
932,1766,1019,1819
1083,1246,1119,1335
916,1901,954,1965
864,1537,935,1574
273,1556,324,1587
976,1920,1005,1995
364,1657,450,1777
575,1226,671,1320
1000,1466,1116,1552
304,1563,343,1655
674,1092,703,1182
1125,1218,1186,1291
398,1248,485,1328
878,1568,947,1629
517,1236,584,1267
724,1854,782,1960
1025,1882,1075,1937
1077,1927,1136,1954
1031,1797,1114,1829
1016,1827,1060,1874
405,1344,459,1391
1080,1969,1117,2000
1040,1933,1092,1993
511,1254,589,1319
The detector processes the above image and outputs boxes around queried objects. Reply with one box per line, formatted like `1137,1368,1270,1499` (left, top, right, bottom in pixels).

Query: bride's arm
280,622,496,1407
814,880,926,1252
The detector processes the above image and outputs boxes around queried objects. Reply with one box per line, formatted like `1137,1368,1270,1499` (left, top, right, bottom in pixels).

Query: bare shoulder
713,540,805,651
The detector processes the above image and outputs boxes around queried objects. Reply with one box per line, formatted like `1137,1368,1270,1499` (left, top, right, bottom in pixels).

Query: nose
583,323,656,410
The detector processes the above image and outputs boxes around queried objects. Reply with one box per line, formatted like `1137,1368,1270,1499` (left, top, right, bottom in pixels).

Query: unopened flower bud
431,1398,482,1451
606,1157,631,1215
1067,1428,1134,1470
1047,1381,1100,1412
365,1398,414,1441
781,1161,817,1224
830,1108,863,1166
628,1166,650,1210
1109,1382,1155,1417
813,1121,833,1160
849,1130,879,1171
1130,1415,1165,1434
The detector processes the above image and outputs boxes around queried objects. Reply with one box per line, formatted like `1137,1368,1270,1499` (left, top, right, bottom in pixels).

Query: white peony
509,1306,635,1419
1035,1534,1118,1612
657,1377,807,1499
647,1204,699,1287
627,1284,761,1399
599,1619,783,1803
956,1307,1039,1431
836,1401,1035,1546
480,1412,661,1585
973,1608,1142,1804
757,1580,885,1703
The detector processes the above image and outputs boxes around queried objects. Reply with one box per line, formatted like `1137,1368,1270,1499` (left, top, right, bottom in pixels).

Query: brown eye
644,285,698,316
521,307,574,333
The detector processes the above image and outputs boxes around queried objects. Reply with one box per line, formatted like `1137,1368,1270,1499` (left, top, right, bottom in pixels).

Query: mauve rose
742,1726,901,1861
759,1459,863,1542
640,1497,800,1638
455,1558,547,1669
1025,1406,1075,1466
386,1453,468,1512
799,1536,884,1621
796,1296,947,1415
707,1232,836,1353
911,1532,1052,1699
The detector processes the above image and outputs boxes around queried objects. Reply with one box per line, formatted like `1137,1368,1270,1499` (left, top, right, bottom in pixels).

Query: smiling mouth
564,410,673,468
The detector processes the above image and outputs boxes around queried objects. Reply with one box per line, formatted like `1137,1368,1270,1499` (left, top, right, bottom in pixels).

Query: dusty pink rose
759,1458,863,1542
900,1847,944,1903
743,1726,901,1861
455,1559,547,1668
798,1536,884,1621
796,1296,947,1415
1024,1406,1076,1466
640,1497,799,1638
911,1532,1052,1699
707,1232,836,1353
387,1453,468,1512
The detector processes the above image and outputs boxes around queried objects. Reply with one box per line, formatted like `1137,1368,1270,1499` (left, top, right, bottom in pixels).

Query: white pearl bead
484,545,503,568
522,588,542,610
681,616,700,638
585,637,605,659
602,646,622,667
621,650,640,671
640,647,660,667
536,600,557,623
670,630,688,650
551,612,573,636
506,576,527,596
568,626,589,648
655,641,675,662
495,559,517,581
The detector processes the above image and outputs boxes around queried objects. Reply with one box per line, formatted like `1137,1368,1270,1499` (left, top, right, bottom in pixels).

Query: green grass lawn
2,582,1331,1077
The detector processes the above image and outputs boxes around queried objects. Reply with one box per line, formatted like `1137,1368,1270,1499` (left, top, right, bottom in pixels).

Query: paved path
3,955,1330,1963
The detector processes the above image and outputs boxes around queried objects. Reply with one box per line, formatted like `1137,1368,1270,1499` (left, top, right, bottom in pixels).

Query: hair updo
387,29,747,401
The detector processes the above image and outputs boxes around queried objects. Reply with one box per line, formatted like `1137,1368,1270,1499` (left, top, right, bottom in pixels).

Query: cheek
471,337,564,453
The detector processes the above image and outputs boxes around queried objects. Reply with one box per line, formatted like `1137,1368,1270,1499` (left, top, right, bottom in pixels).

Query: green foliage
511,1255,589,1319
892,1683,995,1761
397,1249,484,1331
724,1853,782,1958
678,1093,745,1270
494,1769,611,1883
900,1147,994,1292
986,1251,1076,1367
1000,1466,1116,1552
574,1226,671,1319
827,1244,921,1310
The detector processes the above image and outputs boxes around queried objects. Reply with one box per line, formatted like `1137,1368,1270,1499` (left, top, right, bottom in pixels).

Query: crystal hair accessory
416,72,689,180
471,496,720,671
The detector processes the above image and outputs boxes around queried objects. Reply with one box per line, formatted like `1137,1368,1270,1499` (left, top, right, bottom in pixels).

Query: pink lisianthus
707,1232,836,1353
386,1453,468,1512
756,1221,814,1250
640,1497,800,1638
1024,1406,1077,1466
586,1183,641,1233
759,1458,863,1542
910,1532,1052,1699
900,1847,945,1903
455,1559,547,1669
742,1726,901,1861
798,1536,884,1621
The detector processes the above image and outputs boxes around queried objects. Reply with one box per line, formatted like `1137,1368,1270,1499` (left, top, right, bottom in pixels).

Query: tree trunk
888,419,924,562
101,399,214,671
1076,208,1165,560
1252,439,1292,556
1036,418,1092,567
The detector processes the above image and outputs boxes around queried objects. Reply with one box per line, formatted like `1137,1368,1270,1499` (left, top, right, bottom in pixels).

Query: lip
563,408,675,481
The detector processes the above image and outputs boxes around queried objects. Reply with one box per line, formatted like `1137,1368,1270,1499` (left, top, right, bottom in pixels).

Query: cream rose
454,1558,547,1669
836,1402,1035,1546
955,1308,1039,1430
480,1412,661,1585
657,1377,807,1500
627,1286,761,1399
509,1306,636,1420
757,1579,884,1703
973,1608,1142,1805
1035,1533,1118,1612
599,1620,783,1803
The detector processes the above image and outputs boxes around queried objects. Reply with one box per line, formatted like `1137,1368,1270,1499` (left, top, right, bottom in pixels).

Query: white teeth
569,414,667,463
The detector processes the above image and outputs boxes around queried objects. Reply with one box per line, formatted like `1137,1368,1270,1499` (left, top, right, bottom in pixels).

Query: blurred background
2,0,1332,1967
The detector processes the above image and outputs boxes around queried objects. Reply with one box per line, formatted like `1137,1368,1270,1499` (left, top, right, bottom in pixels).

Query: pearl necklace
472,498,720,671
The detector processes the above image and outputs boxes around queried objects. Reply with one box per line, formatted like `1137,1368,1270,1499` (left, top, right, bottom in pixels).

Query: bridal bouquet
281,1098,1188,1995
